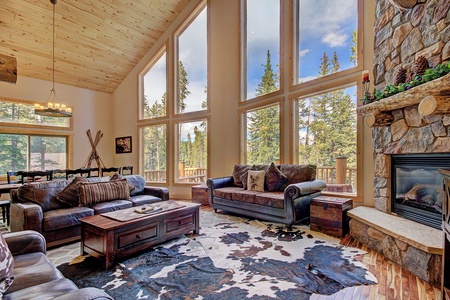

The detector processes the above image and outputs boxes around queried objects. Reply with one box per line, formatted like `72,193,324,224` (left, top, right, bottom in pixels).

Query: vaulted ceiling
1,0,191,94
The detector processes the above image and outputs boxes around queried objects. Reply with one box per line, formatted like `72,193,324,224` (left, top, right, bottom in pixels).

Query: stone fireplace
348,0,450,288
372,106,450,227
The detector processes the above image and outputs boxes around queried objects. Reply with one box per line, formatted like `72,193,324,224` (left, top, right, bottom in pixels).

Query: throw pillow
122,175,146,196
110,173,136,194
55,177,86,207
0,233,14,296
264,162,288,192
247,170,265,192
78,179,130,207
232,164,251,187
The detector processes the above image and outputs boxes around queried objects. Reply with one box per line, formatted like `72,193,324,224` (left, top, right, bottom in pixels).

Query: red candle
362,70,369,82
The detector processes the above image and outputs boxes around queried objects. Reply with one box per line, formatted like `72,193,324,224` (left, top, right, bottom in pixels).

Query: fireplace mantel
357,73,450,127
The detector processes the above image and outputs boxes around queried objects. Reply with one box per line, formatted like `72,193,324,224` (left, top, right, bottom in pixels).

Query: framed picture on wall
116,136,132,154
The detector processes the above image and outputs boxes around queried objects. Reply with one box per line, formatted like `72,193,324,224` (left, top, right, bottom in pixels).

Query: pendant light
35,0,72,118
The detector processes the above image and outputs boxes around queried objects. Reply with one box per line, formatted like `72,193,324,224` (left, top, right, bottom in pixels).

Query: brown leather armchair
2,230,113,300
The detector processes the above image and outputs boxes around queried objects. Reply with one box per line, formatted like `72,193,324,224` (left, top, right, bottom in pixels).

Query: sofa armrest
285,179,326,199
141,186,169,201
4,230,46,256
207,176,234,190
10,202,43,233
51,288,114,300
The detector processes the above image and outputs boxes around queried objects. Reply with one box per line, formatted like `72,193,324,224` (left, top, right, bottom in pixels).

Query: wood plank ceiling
0,0,191,94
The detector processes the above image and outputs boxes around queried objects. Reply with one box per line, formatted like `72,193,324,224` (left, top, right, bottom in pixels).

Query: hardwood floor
310,235,441,300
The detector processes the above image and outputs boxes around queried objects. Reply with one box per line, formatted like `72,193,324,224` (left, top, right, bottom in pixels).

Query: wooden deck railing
144,167,207,183
144,159,356,188
316,166,357,189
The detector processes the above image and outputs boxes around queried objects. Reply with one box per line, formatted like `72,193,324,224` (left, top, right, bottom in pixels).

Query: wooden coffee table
80,200,200,270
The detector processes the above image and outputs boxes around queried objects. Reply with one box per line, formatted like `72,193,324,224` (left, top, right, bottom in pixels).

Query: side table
310,196,353,237
191,185,209,205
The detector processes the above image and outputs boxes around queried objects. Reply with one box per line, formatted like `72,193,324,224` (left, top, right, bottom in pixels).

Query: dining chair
101,167,121,177
121,166,133,175
89,168,100,177
20,170,53,183
52,169,67,180
7,171,23,184
66,168,91,180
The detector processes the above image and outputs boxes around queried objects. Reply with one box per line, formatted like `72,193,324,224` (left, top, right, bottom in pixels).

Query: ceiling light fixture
35,0,72,118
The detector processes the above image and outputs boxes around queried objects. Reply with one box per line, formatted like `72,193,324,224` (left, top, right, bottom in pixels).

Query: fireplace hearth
391,153,450,229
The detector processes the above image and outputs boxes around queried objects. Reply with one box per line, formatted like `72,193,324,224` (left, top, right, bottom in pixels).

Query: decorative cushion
264,162,288,192
78,179,130,207
110,173,136,194
232,164,251,187
278,164,317,187
241,165,269,190
123,175,146,196
247,170,265,192
55,177,86,207
0,232,14,296
17,180,69,212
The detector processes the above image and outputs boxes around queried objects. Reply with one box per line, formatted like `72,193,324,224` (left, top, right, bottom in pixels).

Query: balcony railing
144,158,357,191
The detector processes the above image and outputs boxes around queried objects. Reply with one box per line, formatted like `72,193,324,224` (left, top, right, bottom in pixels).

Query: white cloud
298,0,356,46
321,32,349,47
299,49,310,58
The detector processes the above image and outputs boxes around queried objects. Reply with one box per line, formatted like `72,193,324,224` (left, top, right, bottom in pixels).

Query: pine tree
350,30,357,66
247,50,280,165
178,61,190,113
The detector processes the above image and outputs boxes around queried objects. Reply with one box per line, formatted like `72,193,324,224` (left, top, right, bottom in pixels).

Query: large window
295,0,358,84
243,0,280,100
139,2,208,185
176,120,207,183
296,86,357,193
0,134,67,173
176,6,207,114
240,0,362,197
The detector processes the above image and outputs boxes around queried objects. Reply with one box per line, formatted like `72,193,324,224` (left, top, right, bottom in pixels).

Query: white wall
0,76,114,168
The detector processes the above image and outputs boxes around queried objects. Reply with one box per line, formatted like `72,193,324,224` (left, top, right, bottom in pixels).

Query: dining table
0,183,22,195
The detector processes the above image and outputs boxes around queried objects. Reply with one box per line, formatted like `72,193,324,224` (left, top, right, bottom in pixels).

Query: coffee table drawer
118,224,158,248
166,213,195,233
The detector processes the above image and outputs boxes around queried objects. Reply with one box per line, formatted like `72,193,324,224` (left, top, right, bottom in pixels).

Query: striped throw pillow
78,179,130,207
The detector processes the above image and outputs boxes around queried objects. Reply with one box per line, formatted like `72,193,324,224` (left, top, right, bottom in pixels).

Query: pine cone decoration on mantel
394,66,407,85
412,55,429,79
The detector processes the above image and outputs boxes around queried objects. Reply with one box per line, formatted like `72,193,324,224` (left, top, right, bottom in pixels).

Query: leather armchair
3,230,113,300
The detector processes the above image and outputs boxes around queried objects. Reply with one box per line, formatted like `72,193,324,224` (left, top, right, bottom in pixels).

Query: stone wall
373,0,450,89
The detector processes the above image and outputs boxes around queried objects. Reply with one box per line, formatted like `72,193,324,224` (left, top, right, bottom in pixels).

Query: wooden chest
310,196,353,237
191,185,209,205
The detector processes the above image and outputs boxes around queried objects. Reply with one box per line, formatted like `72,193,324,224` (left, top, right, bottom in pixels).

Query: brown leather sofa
10,175,169,248
3,230,113,300
207,164,326,225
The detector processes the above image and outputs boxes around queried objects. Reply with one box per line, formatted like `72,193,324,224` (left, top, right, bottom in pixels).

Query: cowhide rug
58,220,377,300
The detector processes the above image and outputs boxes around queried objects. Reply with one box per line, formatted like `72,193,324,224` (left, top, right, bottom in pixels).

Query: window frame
240,0,284,102
138,45,169,121
174,3,208,115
